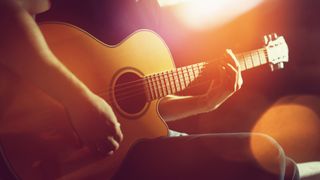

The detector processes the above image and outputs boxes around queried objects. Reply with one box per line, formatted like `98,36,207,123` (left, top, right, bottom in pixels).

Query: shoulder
0,0,23,14
0,0,28,27
0,0,41,58
0,0,34,34
0,0,50,15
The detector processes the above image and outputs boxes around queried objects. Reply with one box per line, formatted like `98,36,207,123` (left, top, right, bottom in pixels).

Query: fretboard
143,48,268,101
236,48,268,71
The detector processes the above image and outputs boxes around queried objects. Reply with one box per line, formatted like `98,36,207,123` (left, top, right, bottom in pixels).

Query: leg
112,133,298,180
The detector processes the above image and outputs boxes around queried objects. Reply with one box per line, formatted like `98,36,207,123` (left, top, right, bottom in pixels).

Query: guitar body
0,22,172,179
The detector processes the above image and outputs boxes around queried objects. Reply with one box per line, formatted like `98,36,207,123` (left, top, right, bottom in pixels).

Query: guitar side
0,22,173,179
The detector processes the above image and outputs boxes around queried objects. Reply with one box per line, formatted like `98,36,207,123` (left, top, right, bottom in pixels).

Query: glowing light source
158,0,193,7
158,0,264,30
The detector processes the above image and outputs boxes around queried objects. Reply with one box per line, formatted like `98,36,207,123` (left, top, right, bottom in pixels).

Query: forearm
5,51,94,107
158,95,215,122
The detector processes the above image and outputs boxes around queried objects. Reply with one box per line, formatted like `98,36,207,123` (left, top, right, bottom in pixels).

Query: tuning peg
267,33,279,41
264,35,269,45
268,33,278,40
273,33,278,39
269,64,275,71
277,62,284,69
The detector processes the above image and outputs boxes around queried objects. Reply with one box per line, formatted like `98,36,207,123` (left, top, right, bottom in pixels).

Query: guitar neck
143,47,268,101
236,47,268,71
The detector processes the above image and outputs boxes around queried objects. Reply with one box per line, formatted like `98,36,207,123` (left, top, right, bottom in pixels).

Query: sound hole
114,72,147,115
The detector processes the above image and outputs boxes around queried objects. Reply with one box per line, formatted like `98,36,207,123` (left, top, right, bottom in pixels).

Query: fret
191,65,196,80
155,74,163,97
244,53,253,69
163,72,171,95
160,73,166,96
173,69,181,92
257,50,262,65
159,73,167,96
239,58,247,71
188,65,195,81
146,76,155,100
198,62,206,73
168,71,176,94
259,49,267,64
250,52,260,67
200,62,206,69
182,67,190,87
249,53,255,68
151,75,159,99
178,68,186,89
144,79,152,101
252,51,261,67
196,63,201,77
193,64,200,77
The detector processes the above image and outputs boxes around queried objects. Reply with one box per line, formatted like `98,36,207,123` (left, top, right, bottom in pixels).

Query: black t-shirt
37,0,161,45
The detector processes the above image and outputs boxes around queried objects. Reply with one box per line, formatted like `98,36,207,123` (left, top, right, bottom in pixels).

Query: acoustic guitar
0,22,289,179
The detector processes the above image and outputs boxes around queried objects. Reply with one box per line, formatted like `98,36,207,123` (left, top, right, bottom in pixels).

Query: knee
250,133,287,175
250,133,285,157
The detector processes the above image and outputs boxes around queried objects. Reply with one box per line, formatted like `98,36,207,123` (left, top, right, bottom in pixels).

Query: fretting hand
198,49,243,112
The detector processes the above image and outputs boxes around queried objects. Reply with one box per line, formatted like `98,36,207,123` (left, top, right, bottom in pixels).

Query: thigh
112,133,295,180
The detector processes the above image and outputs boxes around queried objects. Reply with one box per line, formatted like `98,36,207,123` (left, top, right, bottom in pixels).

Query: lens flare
251,96,320,167
159,0,263,30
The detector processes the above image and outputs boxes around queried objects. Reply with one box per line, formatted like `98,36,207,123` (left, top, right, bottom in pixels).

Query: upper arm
0,0,53,68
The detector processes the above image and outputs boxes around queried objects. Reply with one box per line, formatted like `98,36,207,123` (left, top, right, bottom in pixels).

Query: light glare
159,0,264,30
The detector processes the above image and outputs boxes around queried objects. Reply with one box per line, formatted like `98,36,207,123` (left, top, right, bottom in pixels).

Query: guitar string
96,58,265,104
100,72,207,98
105,62,208,92
93,50,268,104
103,64,208,95
99,52,267,104
95,48,267,94
102,48,267,103
103,78,213,104
95,50,267,100
101,73,208,102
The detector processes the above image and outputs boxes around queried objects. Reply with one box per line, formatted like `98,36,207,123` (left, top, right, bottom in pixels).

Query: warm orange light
251,96,320,171
158,0,192,7
159,0,264,30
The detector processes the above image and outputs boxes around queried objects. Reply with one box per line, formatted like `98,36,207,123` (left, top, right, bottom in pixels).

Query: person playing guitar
0,0,299,179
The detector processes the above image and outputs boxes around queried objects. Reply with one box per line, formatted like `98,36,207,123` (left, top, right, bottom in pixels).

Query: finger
226,63,243,91
95,137,119,156
107,136,120,151
104,115,123,143
95,143,113,156
204,80,225,100
114,122,123,143
224,64,237,91
236,70,243,90
225,49,240,70
205,80,215,96
107,121,123,143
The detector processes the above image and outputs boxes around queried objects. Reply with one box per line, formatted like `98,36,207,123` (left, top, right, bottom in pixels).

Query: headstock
264,33,289,71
